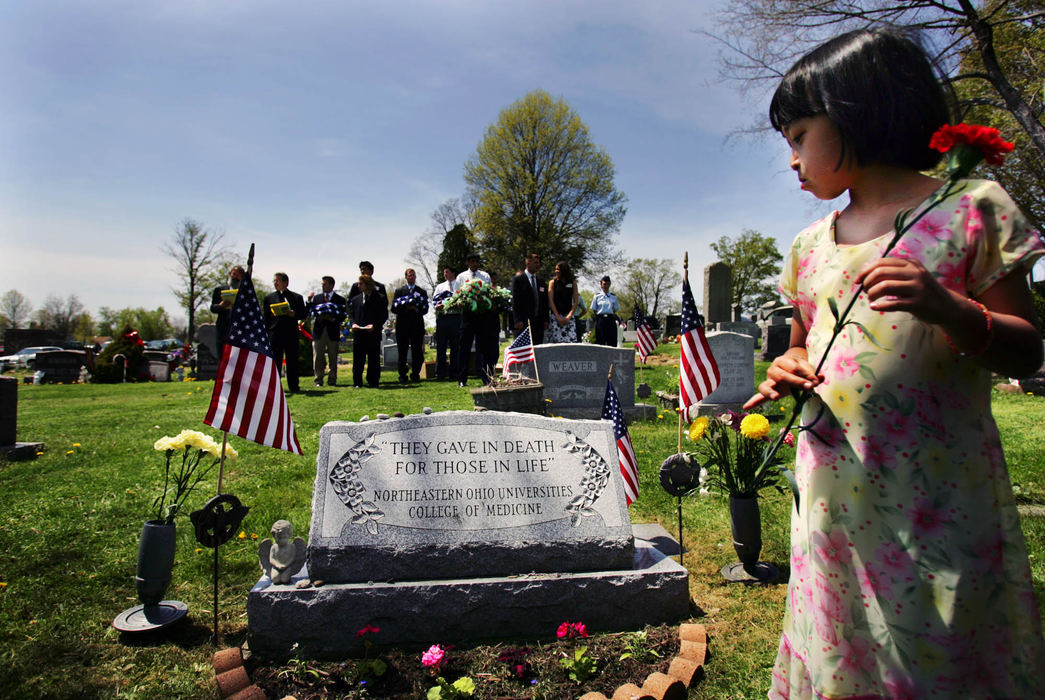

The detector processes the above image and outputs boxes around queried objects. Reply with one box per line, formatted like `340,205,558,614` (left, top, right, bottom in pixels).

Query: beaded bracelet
944,299,994,357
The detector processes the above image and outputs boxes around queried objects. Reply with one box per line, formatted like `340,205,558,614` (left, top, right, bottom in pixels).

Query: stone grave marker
703,262,732,326
195,324,219,380
717,320,760,342
517,344,653,419
694,331,754,416
760,323,790,362
0,376,43,459
248,411,689,657
661,314,681,340
32,350,85,384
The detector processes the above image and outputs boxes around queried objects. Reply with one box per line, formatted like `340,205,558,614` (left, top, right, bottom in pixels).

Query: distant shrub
92,326,148,383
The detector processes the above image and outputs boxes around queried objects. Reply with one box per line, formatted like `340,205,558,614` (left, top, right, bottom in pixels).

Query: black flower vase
728,495,763,575
136,520,176,606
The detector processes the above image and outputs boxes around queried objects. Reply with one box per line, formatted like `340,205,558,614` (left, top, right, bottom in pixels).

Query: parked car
145,338,180,351
0,346,64,370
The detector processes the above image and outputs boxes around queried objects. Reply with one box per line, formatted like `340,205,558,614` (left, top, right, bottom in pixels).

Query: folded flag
392,289,429,315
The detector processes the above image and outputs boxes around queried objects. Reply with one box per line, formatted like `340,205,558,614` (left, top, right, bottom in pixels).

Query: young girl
745,28,1045,698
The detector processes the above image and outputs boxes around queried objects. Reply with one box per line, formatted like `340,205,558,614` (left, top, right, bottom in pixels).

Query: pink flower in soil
557,621,588,639
421,644,445,669
812,529,852,567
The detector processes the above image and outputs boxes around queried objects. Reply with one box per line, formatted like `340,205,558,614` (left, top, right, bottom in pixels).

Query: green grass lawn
1,352,1042,698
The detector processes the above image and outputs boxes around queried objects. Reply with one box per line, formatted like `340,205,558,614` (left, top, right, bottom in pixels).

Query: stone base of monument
246,523,689,659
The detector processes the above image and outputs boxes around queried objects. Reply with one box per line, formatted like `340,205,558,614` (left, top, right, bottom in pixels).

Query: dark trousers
595,315,618,346
516,318,545,345
397,327,424,380
458,311,499,385
435,314,461,379
352,330,382,387
271,336,300,391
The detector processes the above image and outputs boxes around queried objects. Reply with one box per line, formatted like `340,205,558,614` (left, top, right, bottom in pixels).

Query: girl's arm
856,258,1043,378
548,279,562,322
744,309,822,409
567,285,579,320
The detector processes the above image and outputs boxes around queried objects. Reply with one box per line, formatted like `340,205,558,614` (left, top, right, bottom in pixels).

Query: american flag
602,377,639,506
205,274,302,454
502,326,535,377
679,275,719,413
633,304,657,363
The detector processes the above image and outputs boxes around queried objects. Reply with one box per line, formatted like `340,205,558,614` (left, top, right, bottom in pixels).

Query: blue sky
1,0,831,320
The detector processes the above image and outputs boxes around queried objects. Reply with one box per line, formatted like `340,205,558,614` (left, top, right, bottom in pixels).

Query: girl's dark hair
554,261,574,283
769,27,951,171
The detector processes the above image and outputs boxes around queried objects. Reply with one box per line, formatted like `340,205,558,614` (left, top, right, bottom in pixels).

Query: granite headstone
694,331,754,416
703,262,732,326
517,344,647,419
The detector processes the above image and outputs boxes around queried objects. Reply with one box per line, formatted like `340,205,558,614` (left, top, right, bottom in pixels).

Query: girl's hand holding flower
745,344,821,409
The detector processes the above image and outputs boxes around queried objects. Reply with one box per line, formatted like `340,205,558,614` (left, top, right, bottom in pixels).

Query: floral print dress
770,180,1045,699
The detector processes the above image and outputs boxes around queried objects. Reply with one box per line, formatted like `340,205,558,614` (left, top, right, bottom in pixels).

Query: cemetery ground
1,350,1043,699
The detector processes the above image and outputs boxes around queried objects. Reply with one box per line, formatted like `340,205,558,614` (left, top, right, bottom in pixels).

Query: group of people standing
210,252,622,393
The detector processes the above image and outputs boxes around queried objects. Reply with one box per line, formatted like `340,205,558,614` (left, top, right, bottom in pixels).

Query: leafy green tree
464,89,627,282
96,307,174,340
33,294,88,340
709,229,783,315
0,290,32,329
712,0,1045,227
437,223,476,277
163,218,231,342
618,258,682,320
954,0,1044,231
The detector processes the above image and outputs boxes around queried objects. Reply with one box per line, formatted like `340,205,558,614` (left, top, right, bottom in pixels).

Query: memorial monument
247,410,688,658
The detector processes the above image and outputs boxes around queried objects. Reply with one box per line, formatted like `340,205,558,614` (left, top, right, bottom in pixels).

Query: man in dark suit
347,274,389,388
391,268,429,383
209,265,244,357
263,272,307,393
307,275,347,387
347,260,387,300
510,252,549,345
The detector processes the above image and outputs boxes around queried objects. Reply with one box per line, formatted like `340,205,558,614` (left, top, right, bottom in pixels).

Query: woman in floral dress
747,28,1045,698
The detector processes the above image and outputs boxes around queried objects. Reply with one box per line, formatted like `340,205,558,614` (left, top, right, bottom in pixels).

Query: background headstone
695,331,754,415
717,321,760,342
703,262,732,326
661,314,682,340
0,376,43,459
32,350,85,384
518,344,652,419
760,324,790,362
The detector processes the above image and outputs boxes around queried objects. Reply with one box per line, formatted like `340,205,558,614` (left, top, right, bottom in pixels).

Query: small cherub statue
257,519,306,584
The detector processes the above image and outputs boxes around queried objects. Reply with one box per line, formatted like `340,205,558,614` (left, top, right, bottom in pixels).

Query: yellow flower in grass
688,416,710,442
72,443,81,447
739,414,770,440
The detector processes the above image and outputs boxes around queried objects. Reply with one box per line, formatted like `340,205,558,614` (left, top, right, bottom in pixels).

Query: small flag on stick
502,326,535,377
633,305,657,363
602,374,639,506
205,271,302,454
679,270,719,414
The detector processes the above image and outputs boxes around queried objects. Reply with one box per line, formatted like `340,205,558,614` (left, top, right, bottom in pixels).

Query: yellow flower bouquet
152,430,237,524
686,410,792,498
